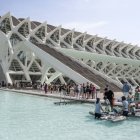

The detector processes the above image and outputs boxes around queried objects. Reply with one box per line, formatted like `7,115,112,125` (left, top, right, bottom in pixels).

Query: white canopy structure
0,12,140,90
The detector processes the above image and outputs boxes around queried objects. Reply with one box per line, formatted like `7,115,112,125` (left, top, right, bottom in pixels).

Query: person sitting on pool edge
122,96,129,116
95,98,104,119
129,103,136,116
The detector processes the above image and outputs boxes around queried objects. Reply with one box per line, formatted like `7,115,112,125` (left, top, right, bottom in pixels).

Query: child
104,96,111,113
129,103,136,115
127,92,134,104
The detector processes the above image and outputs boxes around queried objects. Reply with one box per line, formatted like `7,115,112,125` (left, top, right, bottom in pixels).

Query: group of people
122,82,140,115
94,82,140,119
43,82,97,99
5,79,140,119
95,87,115,119
94,96,130,119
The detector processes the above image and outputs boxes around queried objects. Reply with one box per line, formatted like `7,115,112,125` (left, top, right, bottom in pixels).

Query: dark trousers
95,113,101,119
123,111,128,116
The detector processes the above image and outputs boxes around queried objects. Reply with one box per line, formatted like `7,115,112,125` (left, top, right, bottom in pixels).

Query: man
95,98,104,119
104,88,114,110
122,82,131,98
122,96,129,116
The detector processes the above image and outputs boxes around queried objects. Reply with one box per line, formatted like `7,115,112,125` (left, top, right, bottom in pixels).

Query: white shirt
105,99,110,105
78,85,81,91
122,100,128,111
95,102,102,114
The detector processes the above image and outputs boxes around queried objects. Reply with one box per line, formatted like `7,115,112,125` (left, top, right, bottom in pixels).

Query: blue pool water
0,90,140,140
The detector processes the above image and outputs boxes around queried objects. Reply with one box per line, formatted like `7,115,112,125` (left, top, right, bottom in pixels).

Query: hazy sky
0,0,140,45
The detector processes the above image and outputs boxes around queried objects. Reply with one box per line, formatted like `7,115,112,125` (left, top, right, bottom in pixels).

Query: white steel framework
0,12,140,88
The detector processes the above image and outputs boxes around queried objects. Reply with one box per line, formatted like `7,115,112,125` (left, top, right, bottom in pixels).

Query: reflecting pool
0,90,139,140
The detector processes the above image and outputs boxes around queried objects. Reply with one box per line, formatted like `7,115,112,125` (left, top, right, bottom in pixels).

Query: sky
0,0,140,45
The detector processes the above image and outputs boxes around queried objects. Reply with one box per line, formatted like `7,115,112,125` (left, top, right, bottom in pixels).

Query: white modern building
0,12,140,91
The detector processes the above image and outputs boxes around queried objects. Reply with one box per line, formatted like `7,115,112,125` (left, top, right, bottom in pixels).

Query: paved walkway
0,88,123,106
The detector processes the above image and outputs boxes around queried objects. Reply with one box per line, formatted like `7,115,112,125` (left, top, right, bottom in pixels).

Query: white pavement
0,88,123,106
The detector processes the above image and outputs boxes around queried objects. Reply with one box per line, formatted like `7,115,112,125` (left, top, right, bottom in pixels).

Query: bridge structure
0,12,140,91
